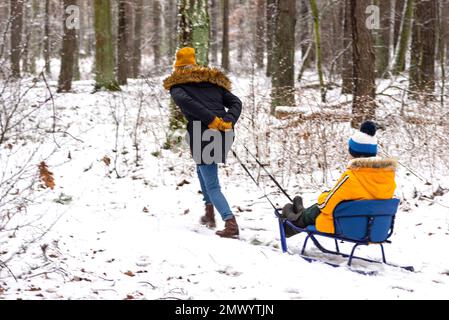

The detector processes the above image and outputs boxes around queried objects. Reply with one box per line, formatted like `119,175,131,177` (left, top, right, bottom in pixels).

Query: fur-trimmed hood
163,66,232,91
348,157,397,171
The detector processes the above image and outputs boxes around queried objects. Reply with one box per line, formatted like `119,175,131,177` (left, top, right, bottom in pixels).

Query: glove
208,117,233,131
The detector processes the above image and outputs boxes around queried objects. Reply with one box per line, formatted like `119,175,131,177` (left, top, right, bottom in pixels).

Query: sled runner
275,199,415,273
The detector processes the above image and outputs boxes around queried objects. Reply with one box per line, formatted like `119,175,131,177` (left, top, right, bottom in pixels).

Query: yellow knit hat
175,47,197,68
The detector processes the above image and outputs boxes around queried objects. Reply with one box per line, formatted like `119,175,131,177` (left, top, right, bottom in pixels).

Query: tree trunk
237,0,244,64
310,0,325,102
392,0,413,75
168,0,177,58
271,0,296,112
420,0,436,94
351,0,376,128
341,0,353,94
376,0,391,78
94,0,119,91
153,0,162,69
409,0,436,95
117,0,132,85
10,0,24,78
266,0,276,76
21,1,30,74
58,0,77,92
438,0,446,105
132,0,143,78
43,0,51,75
29,0,39,74
255,0,265,69
210,0,219,65
393,0,405,50
178,0,209,66
409,2,421,93
222,0,230,71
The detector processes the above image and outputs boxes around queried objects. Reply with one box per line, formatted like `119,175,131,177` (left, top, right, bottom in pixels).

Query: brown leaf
143,207,149,213
102,156,111,166
125,294,134,300
38,162,55,190
27,286,41,292
124,271,135,277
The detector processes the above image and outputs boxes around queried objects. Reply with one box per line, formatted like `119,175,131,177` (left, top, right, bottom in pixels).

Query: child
282,121,397,237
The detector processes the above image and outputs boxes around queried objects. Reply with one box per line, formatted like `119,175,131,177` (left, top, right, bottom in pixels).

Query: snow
1,74,449,300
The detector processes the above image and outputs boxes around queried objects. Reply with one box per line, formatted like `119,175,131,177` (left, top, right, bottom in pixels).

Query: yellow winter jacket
315,157,397,234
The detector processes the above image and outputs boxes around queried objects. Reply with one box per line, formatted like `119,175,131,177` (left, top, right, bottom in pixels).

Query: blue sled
275,199,414,273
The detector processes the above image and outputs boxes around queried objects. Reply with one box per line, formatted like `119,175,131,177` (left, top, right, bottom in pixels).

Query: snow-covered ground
1,76,449,300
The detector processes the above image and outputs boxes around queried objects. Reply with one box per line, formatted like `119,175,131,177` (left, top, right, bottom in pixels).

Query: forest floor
1,75,449,299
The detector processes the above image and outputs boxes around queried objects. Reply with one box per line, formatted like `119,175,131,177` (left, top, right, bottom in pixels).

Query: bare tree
351,0,376,128
57,0,77,92
271,0,296,112
255,0,265,70
94,0,120,91
266,0,276,76
10,0,23,78
117,0,132,85
341,0,353,94
222,0,230,71
132,0,144,78
43,0,51,75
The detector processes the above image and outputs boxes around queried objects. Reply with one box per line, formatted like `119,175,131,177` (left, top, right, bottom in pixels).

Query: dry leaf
39,162,55,190
102,156,111,166
124,271,135,277
143,207,149,213
125,294,134,300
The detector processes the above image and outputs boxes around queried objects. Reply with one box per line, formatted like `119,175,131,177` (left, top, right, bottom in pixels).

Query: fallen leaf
102,156,111,166
38,162,55,190
143,207,149,213
125,294,134,300
124,271,135,277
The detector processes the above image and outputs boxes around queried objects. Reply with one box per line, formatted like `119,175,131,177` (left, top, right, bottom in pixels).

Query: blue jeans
197,164,234,221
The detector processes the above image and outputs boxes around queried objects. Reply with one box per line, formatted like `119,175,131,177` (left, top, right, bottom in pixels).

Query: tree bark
153,0,162,69
132,0,143,78
21,1,30,74
255,0,265,69
393,0,405,50
94,0,119,91
392,0,413,75
43,0,51,75
341,0,353,94
10,0,24,78
351,0,376,128
271,0,296,112
58,0,77,92
222,0,230,71
117,0,132,85
266,0,276,76
210,0,219,65
376,0,391,78
409,0,436,95
310,0,325,102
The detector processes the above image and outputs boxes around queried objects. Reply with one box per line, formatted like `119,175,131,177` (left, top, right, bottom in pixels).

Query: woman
163,47,242,238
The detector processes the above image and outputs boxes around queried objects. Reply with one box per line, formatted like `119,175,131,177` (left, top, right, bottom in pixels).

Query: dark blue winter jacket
163,66,242,164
